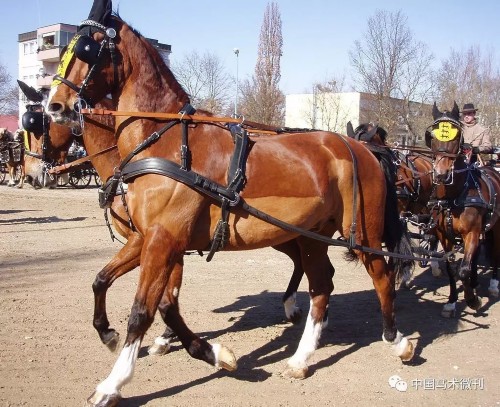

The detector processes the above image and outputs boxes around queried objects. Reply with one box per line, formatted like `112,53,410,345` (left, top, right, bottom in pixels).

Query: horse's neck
435,161,469,200
83,132,118,181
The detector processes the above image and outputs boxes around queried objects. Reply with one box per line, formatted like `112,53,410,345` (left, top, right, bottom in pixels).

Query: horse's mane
111,14,190,107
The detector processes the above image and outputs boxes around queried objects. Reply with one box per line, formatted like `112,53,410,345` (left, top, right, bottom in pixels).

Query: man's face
462,112,476,124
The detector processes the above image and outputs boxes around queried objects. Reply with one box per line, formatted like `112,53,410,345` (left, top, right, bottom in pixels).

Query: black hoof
466,296,483,311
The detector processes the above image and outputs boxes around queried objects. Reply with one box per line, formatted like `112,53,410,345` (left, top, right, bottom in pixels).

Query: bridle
426,117,465,185
52,18,119,119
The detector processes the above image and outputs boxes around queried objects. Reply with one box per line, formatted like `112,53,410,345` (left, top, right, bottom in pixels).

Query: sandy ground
0,183,499,407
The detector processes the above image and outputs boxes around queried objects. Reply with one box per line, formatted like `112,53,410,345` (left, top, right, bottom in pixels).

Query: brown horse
426,102,500,317
22,83,327,355
47,8,414,406
0,128,26,188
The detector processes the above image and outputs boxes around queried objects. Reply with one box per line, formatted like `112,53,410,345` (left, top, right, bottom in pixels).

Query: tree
172,51,232,115
434,46,500,145
299,76,351,133
349,9,434,144
0,60,18,115
239,2,285,126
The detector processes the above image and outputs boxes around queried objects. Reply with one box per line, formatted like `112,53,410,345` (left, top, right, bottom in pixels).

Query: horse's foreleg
7,165,15,186
363,253,414,361
441,260,459,317
92,233,142,351
284,239,333,379
151,260,237,370
16,164,25,188
488,228,499,297
88,225,176,406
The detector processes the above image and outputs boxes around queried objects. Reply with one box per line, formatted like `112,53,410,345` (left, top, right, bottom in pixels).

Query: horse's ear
451,101,460,121
432,102,441,120
87,0,113,25
346,121,355,138
17,80,44,103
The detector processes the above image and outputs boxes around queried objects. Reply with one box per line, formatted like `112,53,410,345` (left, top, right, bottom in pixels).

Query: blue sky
1,0,499,94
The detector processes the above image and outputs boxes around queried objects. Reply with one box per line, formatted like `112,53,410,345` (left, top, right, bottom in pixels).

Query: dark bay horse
346,122,441,276
426,102,500,316
47,8,414,405
0,128,26,188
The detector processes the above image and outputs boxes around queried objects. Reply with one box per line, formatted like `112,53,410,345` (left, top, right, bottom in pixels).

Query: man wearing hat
461,103,492,154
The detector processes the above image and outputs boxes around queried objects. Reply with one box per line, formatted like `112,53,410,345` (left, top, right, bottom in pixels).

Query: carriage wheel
69,170,92,189
0,163,6,184
94,172,102,187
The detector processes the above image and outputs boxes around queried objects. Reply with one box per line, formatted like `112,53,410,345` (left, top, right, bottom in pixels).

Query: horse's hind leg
284,238,333,379
360,252,414,361
92,233,143,351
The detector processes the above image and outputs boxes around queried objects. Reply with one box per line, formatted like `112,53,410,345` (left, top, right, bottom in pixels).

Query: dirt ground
0,183,499,407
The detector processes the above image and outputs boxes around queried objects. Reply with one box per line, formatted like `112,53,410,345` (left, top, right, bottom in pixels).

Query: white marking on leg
441,302,456,318
287,300,322,370
172,287,179,298
284,293,298,320
431,261,441,277
95,338,141,396
488,278,499,297
148,335,171,356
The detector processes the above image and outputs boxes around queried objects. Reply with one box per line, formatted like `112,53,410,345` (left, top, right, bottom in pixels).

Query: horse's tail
380,154,415,282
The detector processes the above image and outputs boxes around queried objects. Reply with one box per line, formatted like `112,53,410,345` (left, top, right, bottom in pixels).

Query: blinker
74,35,101,65
22,111,44,134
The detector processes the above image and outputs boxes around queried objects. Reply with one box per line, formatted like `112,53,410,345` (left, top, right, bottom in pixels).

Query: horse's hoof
467,296,483,311
282,365,309,379
87,391,121,407
103,331,120,352
214,344,237,371
287,308,303,324
396,337,414,362
441,303,456,318
148,337,171,356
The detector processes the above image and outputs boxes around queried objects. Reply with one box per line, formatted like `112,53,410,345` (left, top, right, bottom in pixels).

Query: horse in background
427,102,500,317
0,127,26,188
47,8,414,405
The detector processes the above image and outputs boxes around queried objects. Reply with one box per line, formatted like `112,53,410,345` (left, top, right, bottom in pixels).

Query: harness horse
22,84,330,354
0,128,26,188
47,3,416,405
425,102,500,317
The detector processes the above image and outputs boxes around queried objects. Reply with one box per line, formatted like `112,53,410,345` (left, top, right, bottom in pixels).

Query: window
42,33,56,50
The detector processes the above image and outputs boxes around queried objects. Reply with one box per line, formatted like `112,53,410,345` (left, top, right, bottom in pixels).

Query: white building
17,23,171,121
285,91,428,145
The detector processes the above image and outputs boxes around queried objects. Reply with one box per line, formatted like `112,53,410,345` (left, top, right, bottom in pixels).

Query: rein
48,144,118,175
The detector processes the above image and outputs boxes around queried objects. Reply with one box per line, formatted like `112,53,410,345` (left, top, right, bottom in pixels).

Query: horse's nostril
48,102,64,114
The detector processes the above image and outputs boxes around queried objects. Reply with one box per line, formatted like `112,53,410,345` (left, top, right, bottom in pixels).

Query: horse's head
425,102,463,185
347,121,388,146
18,80,75,188
47,3,189,131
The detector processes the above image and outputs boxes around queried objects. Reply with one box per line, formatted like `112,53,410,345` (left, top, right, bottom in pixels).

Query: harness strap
120,156,445,263
48,145,118,175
